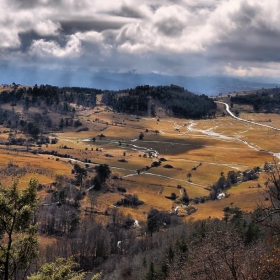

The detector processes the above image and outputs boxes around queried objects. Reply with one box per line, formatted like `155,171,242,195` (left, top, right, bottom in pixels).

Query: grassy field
0,96,279,223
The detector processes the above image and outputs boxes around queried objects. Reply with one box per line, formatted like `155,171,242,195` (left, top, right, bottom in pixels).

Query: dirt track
217,101,280,131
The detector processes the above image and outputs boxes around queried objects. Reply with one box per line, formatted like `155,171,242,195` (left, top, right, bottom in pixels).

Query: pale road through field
216,101,280,132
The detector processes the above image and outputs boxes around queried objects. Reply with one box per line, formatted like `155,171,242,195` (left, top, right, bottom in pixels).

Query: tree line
0,84,97,109
230,88,280,113
102,84,217,118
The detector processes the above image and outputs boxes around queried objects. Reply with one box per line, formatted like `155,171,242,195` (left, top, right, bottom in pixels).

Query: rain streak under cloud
1,0,280,84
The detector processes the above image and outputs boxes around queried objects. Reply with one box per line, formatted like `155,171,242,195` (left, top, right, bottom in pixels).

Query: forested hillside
230,88,280,113
0,84,98,108
103,84,217,118
0,83,217,141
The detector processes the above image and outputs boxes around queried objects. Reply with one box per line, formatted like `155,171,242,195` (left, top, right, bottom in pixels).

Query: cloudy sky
1,0,280,85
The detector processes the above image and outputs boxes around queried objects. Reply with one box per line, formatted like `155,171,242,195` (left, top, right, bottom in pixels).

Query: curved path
57,103,280,187
216,101,280,132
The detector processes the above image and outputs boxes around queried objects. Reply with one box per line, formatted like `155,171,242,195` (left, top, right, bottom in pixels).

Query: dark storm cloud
231,1,260,26
59,19,125,34
9,0,62,9
111,4,146,19
18,31,62,52
206,1,280,64
208,29,280,63
9,0,39,9
1,0,280,81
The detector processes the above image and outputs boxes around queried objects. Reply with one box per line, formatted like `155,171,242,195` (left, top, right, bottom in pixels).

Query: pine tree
0,179,39,280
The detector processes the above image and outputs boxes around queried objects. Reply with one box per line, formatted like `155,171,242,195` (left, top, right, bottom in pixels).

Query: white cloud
224,62,280,78
1,0,280,78
33,19,61,36
118,42,152,54
29,35,82,58
75,31,103,43
0,29,21,49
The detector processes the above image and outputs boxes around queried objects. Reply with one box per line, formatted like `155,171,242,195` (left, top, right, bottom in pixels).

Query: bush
163,164,173,168
118,159,128,163
123,216,135,228
105,154,114,157
151,161,161,167
170,193,177,199
117,186,127,193
74,119,82,127
51,138,58,144
115,194,144,207
139,132,144,140
76,127,89,132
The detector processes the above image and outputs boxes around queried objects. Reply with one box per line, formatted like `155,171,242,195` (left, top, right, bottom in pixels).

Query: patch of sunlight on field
190,180,264,220
0,151,73,190
0,102,279,222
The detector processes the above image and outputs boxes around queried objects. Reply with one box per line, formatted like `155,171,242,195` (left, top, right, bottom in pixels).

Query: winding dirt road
216,101,280,132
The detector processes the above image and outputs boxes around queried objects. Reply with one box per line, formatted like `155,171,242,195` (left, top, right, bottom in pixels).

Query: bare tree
258,157,280,235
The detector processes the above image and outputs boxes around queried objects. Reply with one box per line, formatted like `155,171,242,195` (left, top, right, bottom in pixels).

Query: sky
1,0,280,86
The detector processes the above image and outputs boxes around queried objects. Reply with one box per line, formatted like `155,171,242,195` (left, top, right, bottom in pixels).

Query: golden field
0,96,279,223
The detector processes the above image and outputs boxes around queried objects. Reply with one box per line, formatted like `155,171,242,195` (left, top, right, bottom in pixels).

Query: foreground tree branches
258,157,280,235
0,179,39,280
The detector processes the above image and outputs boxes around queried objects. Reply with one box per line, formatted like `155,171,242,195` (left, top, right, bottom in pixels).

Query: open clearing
1,100,279,222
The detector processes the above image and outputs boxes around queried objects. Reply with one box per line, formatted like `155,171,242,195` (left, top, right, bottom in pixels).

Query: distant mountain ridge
0,65,279,95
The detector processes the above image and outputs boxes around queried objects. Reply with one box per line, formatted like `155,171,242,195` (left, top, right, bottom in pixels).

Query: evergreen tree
0,179,39,280
28,257,102,280
147,209,160,236
74,164,88,190
94,164,111,185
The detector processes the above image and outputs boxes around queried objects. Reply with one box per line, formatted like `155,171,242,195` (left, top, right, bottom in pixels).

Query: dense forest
230,88,280,113
0,84,98,109
0,83,217,142
102,84,217,119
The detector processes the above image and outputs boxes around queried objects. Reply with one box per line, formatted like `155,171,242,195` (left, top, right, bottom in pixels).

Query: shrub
151,161,161,167
115,194,144,207
117,186,126,193
76,127,89,132
118,159,128,163
74,119,82,127
51,138,58,144
163,164,173,168
105,154,113,157
139,132,144,140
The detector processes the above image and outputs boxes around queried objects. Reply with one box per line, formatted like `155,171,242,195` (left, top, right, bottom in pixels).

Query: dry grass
0,100,279,221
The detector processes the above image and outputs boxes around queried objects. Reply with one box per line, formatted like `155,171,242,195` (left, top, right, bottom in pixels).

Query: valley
0,83,280,279
0,88,278,221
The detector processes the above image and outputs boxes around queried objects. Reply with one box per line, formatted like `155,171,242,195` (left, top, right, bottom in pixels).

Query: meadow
1,94,278,224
